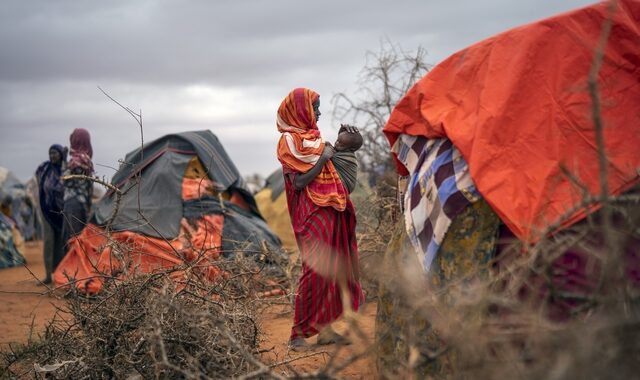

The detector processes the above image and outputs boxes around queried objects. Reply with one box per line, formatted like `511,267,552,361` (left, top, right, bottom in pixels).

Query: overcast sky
0,0,595,183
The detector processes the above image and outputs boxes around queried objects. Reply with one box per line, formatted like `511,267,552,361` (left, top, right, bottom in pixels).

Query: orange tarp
53,163,280,296
53,215,225,294
384,0,640,242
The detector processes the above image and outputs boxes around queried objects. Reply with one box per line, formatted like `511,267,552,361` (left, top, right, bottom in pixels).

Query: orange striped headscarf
277,88,347,211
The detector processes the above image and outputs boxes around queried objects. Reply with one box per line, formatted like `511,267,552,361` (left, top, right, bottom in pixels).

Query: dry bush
332,39,430,175
374,190,640,379
1,90,301,379
0,241,299,379
352,171,400,299
1,263,257,379
333,40,429,302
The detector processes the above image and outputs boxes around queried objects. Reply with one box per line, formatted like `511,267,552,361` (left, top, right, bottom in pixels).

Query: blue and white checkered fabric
392,134,481,271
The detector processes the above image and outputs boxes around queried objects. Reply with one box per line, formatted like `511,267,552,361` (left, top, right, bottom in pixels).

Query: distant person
35,144,66,284
331,124,363,194
276,88,364,351
59,128,93,270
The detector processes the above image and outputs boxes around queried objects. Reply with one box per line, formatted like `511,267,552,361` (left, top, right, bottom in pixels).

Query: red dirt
0,241,377,378
259,302,377,379
0,241,61,348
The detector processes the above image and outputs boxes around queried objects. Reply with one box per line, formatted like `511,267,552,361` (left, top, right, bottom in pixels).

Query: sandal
288,337,309,351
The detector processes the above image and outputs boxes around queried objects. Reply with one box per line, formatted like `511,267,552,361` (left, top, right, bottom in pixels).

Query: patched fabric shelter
384,0,640,243
379,1,640,377
53,130,285,293
255,169,298,254
0,167,39,241
0,213,26,269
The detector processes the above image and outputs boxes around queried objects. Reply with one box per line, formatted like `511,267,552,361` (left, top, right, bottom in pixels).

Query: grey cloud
1,1,592,85
1,0,595,182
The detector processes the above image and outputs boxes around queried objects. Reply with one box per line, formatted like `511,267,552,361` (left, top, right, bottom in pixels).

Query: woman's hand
339,124,360,134
294,143,334,191
321,142,335,160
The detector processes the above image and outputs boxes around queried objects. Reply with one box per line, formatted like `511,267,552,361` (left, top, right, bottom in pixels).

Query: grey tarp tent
0,213,26,269
0,167,39,241
92,130,285,260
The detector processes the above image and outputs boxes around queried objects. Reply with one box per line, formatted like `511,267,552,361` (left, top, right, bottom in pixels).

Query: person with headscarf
35,144,66,284
276,88,364,350
60,128,93,270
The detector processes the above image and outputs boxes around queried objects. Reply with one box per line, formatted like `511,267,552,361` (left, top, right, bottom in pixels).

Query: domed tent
254,169,298,254
53,130,286,293
384,0,640,243
0,167,39,241
0,213,26,269
379,1,640,376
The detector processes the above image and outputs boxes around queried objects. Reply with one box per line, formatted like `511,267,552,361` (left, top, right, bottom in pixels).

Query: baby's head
334,130,363,152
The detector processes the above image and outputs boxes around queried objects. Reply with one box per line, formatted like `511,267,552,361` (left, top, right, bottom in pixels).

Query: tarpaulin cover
0,167,38,240
93,130,259,239
56,130,286,294
0,213,26,269
183,197,287,261
264,169,286,202
54,174,285,294
384,0,640,241
255,179,298,254
53,217,225,295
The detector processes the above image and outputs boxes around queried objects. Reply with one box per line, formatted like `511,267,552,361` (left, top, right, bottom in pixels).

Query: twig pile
2,263,268,379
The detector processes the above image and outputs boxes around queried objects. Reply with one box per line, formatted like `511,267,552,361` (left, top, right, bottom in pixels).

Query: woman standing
35,144,66,284
276,88,364,350
59,128,93,270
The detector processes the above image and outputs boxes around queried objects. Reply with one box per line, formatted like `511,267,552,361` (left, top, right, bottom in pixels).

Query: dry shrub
375,190,640,379
0,91,303,379
0,251,290,379
353,169,400,299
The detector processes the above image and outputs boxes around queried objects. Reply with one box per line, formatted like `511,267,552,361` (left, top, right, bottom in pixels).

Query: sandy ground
259,302,377,379
0,241,62,348
0,241,377,378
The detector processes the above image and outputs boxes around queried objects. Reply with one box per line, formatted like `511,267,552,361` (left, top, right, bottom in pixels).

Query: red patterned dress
283,168,364,339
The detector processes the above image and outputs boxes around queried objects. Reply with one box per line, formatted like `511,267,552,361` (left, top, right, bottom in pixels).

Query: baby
331,124,363,193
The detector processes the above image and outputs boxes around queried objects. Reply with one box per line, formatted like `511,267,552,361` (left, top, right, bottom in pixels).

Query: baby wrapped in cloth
331,127,363,193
